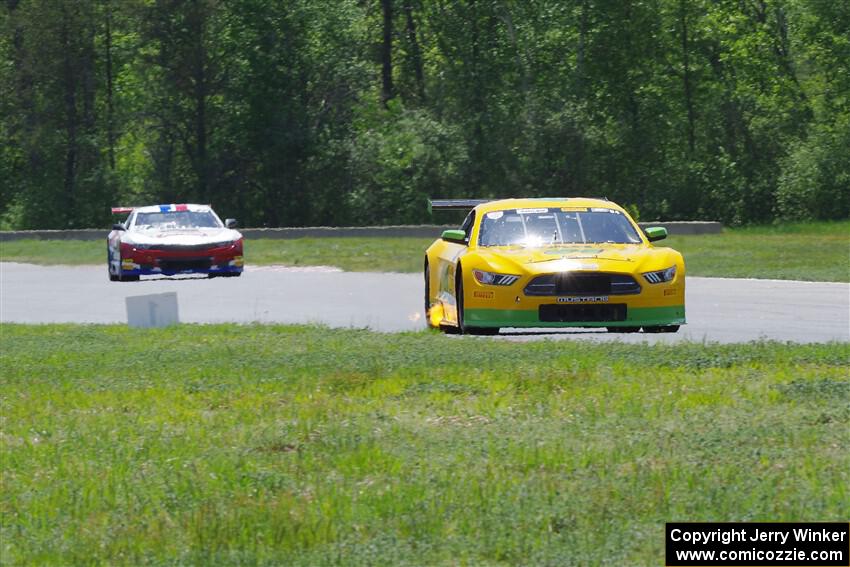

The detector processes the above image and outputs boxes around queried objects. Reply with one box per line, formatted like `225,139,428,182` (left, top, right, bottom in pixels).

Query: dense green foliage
1,324,848,564
3,221,848,280
2,0,848,229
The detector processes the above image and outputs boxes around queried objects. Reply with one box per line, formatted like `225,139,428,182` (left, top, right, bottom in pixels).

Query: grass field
1,324,848,565
1,220,848,280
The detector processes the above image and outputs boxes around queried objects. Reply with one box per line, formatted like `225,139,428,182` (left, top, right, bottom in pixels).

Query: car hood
123,228,242,246
471,243,679,274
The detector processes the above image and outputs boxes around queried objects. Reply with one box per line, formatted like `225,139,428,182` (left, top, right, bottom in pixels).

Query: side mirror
644,226,668,242
441,229,467,244
112,223,126,231
225,218,238,228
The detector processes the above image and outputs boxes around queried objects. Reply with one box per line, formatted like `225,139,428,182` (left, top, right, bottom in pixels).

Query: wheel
642,325,680,333
424,261,437,329
424,261,430,314
119,274,140,282
607,327,640,333
456,267,466,333
455,267,500,336
107,244,119,281
467,327,500,335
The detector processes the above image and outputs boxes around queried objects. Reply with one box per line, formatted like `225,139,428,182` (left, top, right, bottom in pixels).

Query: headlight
472,269,520,286
643,265,676,284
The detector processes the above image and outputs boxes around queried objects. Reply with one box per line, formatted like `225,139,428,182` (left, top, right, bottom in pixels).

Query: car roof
473,197,624,214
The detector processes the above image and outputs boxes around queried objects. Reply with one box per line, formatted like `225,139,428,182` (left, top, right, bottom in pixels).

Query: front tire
455,267,499,336
643,325,680,333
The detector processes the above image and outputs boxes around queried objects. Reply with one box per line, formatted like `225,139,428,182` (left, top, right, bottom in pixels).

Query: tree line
1,0,848,229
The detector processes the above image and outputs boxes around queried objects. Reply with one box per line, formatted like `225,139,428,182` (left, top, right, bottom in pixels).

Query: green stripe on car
463,305,685,328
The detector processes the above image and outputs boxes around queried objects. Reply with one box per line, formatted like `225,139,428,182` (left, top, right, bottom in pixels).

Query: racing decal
590,207,621,214
664,288,677,296
486,211,504,219
516,208,549,214
473,290,495,300
557,296,609,303
561,207,588,212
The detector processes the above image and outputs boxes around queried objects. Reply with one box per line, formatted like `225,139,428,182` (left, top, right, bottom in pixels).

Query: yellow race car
424,198,685,334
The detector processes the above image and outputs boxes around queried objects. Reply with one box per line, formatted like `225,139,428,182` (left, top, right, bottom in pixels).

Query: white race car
107,203,244,281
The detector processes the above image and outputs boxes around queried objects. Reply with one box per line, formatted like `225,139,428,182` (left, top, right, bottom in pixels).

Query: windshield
477,207,642,246
133,211,221,231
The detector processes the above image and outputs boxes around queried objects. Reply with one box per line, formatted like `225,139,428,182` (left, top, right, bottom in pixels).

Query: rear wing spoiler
428,199,492,214
428,197,610,214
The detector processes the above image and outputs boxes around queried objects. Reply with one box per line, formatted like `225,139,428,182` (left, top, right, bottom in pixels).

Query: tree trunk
105,0,116,170
381,0,394,106
680,0,696,153
191,4,208,201
402,0,425,102
60,4,78,224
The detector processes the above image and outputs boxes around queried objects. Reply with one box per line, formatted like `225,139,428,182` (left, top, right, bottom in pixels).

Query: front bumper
462,271,685,328
119,244,244,276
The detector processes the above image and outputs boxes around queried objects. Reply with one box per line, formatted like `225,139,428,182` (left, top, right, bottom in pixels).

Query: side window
460,211,475,244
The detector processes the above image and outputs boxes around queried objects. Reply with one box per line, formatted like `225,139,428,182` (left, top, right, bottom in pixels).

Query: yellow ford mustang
424,198,685,334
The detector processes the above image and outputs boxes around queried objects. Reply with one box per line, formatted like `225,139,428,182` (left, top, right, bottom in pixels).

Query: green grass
1,324,848,565
246,237,434,272
665,221,850,282
0,239,106,266
1,220,848,280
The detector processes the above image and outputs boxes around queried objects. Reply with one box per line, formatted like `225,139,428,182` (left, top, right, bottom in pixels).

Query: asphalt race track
1,262,848,344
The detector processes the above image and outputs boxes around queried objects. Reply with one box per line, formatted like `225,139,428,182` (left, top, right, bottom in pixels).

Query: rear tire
424,261,431,317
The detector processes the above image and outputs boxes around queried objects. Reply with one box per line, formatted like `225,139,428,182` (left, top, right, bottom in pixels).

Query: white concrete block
126,292,179,328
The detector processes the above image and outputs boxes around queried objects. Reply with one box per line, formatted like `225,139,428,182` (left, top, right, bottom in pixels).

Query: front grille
524,273,641,296
156,243,224,252
539,303,627,322
158,258,212,272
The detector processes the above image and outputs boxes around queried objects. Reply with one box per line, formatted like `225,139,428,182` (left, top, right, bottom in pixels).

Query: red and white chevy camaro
107,204,244,281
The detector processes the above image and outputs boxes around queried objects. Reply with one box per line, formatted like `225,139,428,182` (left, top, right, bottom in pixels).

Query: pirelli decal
557,296,609,303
